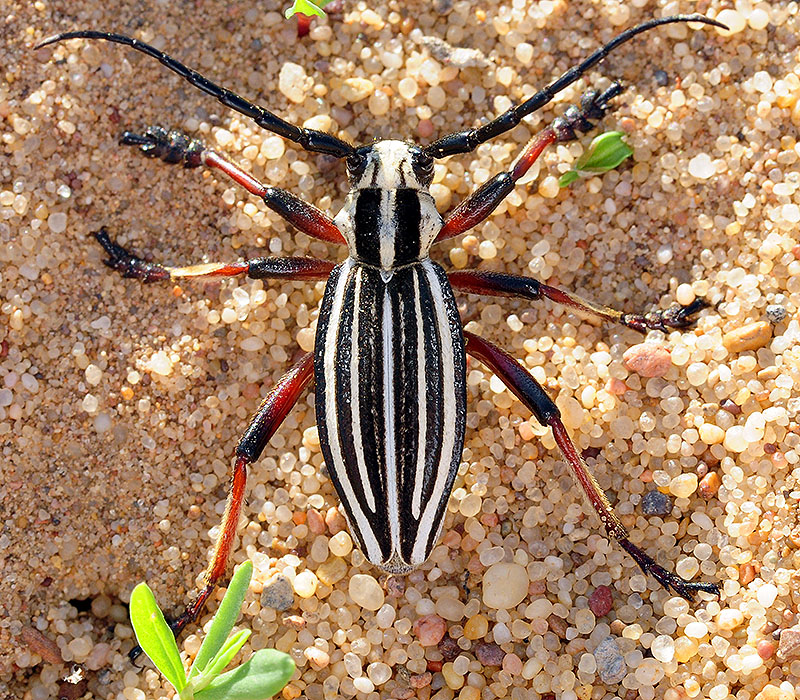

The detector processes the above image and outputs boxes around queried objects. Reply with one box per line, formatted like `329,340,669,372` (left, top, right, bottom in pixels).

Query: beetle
37,13,723,644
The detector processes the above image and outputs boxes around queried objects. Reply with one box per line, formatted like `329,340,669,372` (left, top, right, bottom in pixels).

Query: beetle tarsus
622,298,709,333
93,228,171,282
619,539,719,600
552,82,624,142
121,126,205,167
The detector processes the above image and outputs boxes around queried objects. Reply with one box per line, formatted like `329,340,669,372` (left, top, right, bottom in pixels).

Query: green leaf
195,649,296,700
129,583,186,692
558,171,580,188
284,0,327,19
189,561,253,680
191,630,252,694
572,131,633,173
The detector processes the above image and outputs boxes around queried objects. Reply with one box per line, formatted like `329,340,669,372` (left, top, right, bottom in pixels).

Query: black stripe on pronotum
36,13,726,656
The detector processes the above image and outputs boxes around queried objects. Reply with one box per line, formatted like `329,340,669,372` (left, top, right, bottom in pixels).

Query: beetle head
347,140,434,191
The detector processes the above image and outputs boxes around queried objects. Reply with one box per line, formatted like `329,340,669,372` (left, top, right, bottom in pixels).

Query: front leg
463,331,719,600
449,269,707,333
129,351,315,660
436,84,623,242
122,126,345,244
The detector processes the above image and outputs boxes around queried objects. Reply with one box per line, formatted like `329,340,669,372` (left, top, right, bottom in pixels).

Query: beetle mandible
37,13,724,645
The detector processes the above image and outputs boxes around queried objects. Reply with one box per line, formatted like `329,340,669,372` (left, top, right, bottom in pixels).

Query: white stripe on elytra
379,190,396,269
324,259,382,563
349,268,375,511
411,268,427,520
382,287,400,553
412,260,458,566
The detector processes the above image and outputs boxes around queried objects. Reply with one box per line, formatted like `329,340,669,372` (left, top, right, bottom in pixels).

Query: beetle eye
411,150,434,186
346,151,368,181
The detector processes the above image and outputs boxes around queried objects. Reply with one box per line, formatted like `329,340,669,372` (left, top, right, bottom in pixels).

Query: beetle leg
449,269,708,332
436,84,622,242
94,227,334,283
129,351,315,660
120,126,345,244
463,331,720,600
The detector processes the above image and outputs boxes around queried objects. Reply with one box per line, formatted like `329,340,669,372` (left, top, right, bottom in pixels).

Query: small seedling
129,561,294,700
559,130,633,187
284,0,333,20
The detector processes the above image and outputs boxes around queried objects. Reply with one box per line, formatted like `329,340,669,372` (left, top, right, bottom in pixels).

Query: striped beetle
38,13,723,644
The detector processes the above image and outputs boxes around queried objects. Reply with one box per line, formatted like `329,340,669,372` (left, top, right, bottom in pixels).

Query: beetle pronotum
38,13,724,646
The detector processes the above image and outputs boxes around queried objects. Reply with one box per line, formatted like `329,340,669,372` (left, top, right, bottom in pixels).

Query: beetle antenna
35,31,355,158
425,14,727,158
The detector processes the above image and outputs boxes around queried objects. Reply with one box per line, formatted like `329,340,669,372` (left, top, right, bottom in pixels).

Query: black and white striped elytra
315,141,467,572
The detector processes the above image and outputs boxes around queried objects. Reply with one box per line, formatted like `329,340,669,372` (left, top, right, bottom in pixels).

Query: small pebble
409,672,432,689
754,685,795,700
588,585,614,617
348,574,384,610
464,614,489,640
413,614,447,646
716,609,744,631
777,628,800,659
293,570,318,598
475,642,505,666
641,490,672,515
722,321,772,353
340,78,374,103
304,647,330,668
482,562,528,609
698,471,721,498
260,573,294,611
278,62,309,103
623,343,672,378
688,153,715,179
699,423,725,445
316,556,347,585
757,640,776,660
594,637,626,684
757,583,778,608
765,304,787,324
669,473,698,498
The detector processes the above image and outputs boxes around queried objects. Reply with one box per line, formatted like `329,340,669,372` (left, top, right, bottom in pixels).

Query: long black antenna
35,31,355,159
425,14,727,159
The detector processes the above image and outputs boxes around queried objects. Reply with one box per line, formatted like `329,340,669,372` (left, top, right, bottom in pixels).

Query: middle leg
95,227,335,284
449,269,707,333
464,330,719,599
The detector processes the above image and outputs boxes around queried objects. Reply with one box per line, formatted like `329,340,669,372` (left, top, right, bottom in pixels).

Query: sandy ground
2,1,800,699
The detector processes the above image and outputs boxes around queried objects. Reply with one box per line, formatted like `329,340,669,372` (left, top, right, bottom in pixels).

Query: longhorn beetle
38,13,724,647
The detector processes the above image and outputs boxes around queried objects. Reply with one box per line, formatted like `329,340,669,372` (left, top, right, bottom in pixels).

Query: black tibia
94,228,170,283
620,298,710,333
449,270,708,333
120,126,204,167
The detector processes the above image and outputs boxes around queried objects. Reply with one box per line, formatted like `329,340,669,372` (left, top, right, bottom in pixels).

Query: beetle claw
121,126,205,167
93,227,170,282
621,298,709,333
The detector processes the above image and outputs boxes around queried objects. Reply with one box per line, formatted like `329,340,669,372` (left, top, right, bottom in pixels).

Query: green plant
558,131,634,187
284,0,334,20
129,561,295,700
